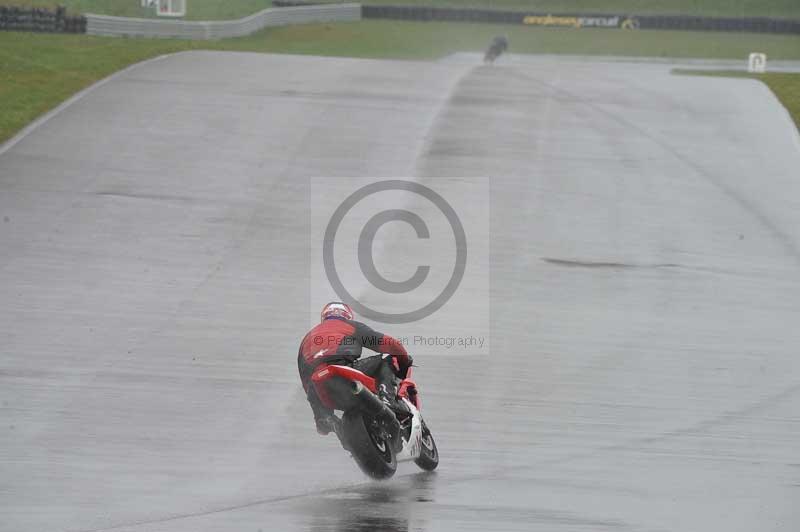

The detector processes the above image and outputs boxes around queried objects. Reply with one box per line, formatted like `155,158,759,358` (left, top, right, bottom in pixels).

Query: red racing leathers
297,317,410,423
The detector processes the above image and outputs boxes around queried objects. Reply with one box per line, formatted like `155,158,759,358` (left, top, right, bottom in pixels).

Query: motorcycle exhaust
351,380,395,419
351,380,402,452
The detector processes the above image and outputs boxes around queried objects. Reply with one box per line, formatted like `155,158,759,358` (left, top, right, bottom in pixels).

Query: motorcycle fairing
395,398,424,462
311,363,419,411
311,364,377,411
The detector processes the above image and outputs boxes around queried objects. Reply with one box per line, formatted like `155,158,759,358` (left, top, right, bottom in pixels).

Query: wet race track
1,51,800,531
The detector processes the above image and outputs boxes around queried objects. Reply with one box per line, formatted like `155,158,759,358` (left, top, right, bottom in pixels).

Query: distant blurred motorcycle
310,363,439,479
484,35,509,64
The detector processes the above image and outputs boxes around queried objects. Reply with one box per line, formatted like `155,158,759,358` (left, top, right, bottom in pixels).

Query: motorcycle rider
297,302,413,436
484,35,509,63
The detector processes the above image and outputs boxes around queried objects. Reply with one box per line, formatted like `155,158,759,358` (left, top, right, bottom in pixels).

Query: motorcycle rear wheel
342,410,397,480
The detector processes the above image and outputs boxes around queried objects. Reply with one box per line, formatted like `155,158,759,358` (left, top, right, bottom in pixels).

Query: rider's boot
378,382,399,413
378,381,410,417
375,382,404,452
310,393,337,436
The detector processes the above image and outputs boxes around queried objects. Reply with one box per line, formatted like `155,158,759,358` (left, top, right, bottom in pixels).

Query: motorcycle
310,362,439,479
484,35,509,64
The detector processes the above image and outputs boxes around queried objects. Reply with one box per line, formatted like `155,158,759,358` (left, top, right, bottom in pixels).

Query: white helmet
320,302,354,322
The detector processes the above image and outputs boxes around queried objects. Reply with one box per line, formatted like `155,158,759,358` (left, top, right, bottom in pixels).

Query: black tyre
342,409,397,480
414,420,439,471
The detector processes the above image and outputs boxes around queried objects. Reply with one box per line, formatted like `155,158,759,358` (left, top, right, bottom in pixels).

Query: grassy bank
209,20,800,60
675,70,800,131
2,20,800,142
2,0,799,20
0,33,193,143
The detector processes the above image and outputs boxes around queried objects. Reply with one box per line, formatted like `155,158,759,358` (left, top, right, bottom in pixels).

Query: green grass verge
2,20,800,143
0,33,192,142
674,69,800,130
209,20,800,61
2,0,800,20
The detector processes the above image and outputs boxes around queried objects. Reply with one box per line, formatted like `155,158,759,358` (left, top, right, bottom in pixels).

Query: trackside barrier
85,3,360,39
0,5,86,33
360,5,800,34
272,2,800,35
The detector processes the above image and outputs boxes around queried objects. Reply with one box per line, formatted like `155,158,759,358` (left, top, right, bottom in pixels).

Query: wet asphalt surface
1,51,799,532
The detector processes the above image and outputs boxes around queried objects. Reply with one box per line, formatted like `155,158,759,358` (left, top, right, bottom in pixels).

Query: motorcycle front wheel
414,420,439,471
